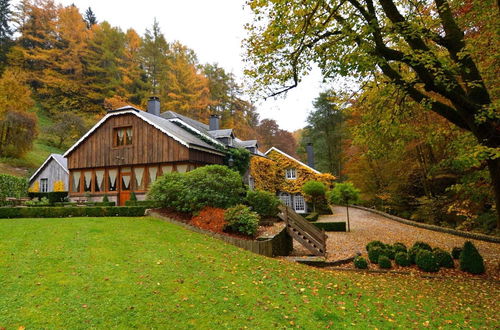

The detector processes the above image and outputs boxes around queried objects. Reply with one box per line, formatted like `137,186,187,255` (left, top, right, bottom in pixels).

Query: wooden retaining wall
147,210,293,257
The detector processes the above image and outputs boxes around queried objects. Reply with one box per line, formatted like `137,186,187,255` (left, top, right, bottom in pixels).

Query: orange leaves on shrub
190,207,227,233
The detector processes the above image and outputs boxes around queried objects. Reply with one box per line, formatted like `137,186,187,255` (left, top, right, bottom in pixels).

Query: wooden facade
29,155,68,193
66,112,224,205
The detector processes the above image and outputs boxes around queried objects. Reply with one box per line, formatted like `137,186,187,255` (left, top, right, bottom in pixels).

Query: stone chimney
147,96,160,116
209,114,220,130
306,143,315,169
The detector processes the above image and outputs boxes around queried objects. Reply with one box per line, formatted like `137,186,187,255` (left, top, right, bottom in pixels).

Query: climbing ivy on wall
249,151,335,194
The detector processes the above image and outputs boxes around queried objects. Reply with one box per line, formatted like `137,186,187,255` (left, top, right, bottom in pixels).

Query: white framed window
294,194,306,212
285,168,297,179
40,178,49,192
278,192,292,207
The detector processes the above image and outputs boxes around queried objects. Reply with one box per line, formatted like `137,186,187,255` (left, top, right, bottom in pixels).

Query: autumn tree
47,112,86,148
140,19,168,95
121,28,148,106
255,119,298,156
244,0,500,223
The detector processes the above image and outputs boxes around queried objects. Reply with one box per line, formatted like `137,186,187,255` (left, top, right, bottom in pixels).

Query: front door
118,167,132,206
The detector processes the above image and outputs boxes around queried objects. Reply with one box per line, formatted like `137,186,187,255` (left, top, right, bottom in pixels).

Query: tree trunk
346,203,350,232
486,158,500,227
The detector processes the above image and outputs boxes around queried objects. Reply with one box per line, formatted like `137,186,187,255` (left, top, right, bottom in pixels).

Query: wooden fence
147,210,293,257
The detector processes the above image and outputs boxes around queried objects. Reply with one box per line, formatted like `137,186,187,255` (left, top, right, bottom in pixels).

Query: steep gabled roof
265,147,321,174
63,107,224,157
29,153,68,182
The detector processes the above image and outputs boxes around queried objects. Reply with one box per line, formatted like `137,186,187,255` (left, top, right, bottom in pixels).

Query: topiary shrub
451,247,462,260
433,248,454,268
459,241,485,274
416,250,440,272
378,255,392,269
245,190,280,218
393,242,407,254
412,241,432,251
302,180,327,212
366,240,386,252
354,256,368,269
395,252,410,267
148,165,245,213
130,191,137,201
409,241,433,264
368,246,384,264
384,246,396,260
102,194,109,203
224,204,260,237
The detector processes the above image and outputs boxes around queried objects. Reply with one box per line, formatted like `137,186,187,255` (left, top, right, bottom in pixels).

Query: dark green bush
451,247,462,259
395,252,410,267
354,256,368,269
459,241,485,274
409,242,433,264
368,246,384,264
305,212,319,221
433,248,454,268
102,194,109,203
416,250,440,272
28,192,68,205
84,201,116,207
224,204,260,237
311,222,346,231
412,241,432,251
378,255,392,269
125,200,160,208
0,206,147,218
393,242,407,253
0,174,28,205
302,180,326,212
366,240,386,252
148,165,244,212
245,190,280,218
130,191,137,201
385,247,396,260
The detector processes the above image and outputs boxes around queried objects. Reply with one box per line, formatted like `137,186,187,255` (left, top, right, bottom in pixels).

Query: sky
50,0,326,132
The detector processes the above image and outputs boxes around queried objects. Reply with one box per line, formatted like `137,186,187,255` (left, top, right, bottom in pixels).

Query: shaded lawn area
0,217,498,328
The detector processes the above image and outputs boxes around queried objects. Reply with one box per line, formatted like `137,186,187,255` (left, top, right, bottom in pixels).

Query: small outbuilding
29,154,69,192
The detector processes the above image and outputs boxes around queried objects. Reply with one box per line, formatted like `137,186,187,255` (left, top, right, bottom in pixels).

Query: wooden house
62,98,261,205
29,154,69,193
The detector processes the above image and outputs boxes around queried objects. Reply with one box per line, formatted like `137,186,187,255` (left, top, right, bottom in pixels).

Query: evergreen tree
84,6,97,29
140,18,168,95
0,0,13,71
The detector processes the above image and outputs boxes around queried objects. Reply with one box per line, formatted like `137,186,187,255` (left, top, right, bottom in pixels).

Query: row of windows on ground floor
70,163,199,194
278,192,307,213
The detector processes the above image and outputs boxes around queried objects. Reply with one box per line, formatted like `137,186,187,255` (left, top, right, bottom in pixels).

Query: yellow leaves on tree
250,150,335,194
0,69,34,117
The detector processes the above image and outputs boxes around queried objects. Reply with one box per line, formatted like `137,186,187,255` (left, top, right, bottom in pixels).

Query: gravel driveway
292,206,500,275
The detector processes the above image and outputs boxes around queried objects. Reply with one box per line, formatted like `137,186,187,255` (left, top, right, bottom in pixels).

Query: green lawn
0,217,498,328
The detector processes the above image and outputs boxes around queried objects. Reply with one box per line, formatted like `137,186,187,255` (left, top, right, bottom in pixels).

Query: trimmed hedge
0,206,147,218
433,248,454,268
125,200,160,208
378,255,392,269
311,221,346,231
395,252,410,267
28,192,68,204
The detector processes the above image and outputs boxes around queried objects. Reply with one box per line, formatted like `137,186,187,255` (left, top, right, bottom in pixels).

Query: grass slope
0,217,498,328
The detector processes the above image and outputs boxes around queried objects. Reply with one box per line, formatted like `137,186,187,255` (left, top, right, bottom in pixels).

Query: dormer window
114,127,133,147
285,168,296,179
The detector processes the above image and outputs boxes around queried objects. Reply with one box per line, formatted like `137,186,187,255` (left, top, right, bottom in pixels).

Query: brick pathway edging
351,205,500,244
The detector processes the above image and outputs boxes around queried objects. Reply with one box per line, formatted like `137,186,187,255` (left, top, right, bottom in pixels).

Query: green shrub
451,247,462,259
311,222,346,231
412,241,432,251
85,201,116,207
130,191,137,201
368,246,384,264
102,194,109,203
148,165,244,213
305,212,319,221
393,242,407,253
224,204,260,237
353,256,368,269
302,180,326,212
378,255,392,269
416,250,440,272
385,247,396,260
459,241,485,274
245,190,280,218
25,197,50,206
125,200,161,208
366,240,386,252
409,242,433,264
395,252,410,267
433,248,454,268
28,192,68,205
0,174,28,205
0,206,147,218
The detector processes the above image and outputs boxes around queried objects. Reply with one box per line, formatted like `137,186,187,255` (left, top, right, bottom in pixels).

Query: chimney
209,114,220,130
147,96,160,116
306,143,315,169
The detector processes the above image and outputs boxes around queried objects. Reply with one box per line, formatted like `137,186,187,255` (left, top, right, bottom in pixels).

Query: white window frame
285,168,297,180
278,192,292,208
293,194,306,213
40,178,49,193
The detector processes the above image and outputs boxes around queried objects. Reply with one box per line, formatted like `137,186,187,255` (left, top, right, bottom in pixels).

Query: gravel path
292,206,500,275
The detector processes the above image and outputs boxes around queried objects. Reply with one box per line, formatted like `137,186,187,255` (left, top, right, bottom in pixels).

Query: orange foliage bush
190,207,227,233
